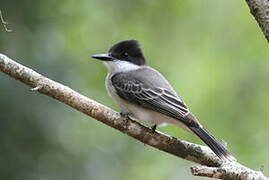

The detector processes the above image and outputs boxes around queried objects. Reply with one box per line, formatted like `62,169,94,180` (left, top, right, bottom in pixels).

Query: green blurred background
0,0,268,179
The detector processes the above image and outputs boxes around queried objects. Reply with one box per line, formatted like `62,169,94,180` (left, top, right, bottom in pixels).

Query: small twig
0,10,12,32
191,166,224,179
260,165,265,173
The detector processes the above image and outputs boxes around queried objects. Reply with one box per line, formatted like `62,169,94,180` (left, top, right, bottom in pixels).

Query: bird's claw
120,112,131,124
151,124,157,133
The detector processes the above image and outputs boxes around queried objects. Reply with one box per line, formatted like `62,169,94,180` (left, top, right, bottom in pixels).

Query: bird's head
92,40,146,66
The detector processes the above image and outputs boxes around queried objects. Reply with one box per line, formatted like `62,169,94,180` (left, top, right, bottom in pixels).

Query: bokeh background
0,0,268,179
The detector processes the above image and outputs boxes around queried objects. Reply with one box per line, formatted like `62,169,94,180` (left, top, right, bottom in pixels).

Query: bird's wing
111,70,199,127
111,70,235,160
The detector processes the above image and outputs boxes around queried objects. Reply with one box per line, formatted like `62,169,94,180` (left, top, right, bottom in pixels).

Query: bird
91,40,234,161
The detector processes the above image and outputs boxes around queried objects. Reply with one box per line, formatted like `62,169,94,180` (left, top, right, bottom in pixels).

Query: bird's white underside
103,60,191,131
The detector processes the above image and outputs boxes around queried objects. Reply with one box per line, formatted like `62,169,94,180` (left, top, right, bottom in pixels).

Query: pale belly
105,74,190,131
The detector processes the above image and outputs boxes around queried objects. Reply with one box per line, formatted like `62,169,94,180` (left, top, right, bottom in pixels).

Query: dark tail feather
189,126,235,161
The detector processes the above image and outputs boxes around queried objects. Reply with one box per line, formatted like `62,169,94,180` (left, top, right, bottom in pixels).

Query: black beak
91,54,115,61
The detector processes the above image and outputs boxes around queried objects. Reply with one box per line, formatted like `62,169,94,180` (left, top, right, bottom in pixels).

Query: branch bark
0,53,267,180
245,0,269,42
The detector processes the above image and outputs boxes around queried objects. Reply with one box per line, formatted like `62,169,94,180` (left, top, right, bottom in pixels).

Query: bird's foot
120,112,132,124
151,124,157,133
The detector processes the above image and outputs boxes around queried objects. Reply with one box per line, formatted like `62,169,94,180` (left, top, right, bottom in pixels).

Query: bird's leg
120,112,132,124
141,124,157,146
151,124,157,133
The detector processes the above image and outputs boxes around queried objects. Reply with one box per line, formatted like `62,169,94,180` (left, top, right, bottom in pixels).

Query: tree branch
245,0,269,42
0,53,267,179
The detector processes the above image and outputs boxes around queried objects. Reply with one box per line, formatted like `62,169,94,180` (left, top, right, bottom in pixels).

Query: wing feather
111,72,197,127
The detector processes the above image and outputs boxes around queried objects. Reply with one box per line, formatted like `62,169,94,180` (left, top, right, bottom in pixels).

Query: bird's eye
123,52,129,57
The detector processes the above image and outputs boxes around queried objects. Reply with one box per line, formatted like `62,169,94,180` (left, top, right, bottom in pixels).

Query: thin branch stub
0,10,12,32
31,86,42,91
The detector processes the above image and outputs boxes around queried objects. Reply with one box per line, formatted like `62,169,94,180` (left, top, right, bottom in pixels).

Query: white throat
104,60,141,74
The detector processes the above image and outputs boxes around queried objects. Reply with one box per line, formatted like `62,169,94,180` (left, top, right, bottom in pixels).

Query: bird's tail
189,126,235,161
